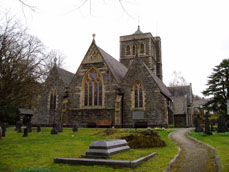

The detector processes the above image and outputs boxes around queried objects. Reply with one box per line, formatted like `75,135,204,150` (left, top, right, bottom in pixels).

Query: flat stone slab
54,152,158,168
82,139,130,158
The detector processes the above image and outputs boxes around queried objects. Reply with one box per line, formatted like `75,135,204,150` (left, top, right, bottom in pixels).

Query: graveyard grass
189,130,229,172
0,128,177,172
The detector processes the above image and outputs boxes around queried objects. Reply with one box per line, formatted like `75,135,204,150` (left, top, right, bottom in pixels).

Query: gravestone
217,116,227,132
82,139,130,159
194,115,203,132
210,121,214,132
23,128,28,137
37,125,41,133
204,113,212,135
72,125,78,132
51,123,58,134
27,122,32,132
17,122,22,133
2,122,6,137
0,126,2,139
58,123,63,132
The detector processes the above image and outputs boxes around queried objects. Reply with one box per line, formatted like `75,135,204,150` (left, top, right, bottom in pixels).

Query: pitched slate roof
142,62,172,99
18,108,33,115
57,67,74,87
168,86,192,105
97,46,128,83
172,96,187,114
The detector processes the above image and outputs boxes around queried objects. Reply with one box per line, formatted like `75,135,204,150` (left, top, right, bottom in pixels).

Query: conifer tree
202,59,229,116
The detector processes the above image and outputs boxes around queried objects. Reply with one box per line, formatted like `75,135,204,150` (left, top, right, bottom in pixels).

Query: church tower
120,26,163,80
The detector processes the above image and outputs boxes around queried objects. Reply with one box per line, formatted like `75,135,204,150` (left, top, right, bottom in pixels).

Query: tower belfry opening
120,26,163,80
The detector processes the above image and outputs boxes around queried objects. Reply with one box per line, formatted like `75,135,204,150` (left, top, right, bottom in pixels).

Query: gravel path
169,128,218,172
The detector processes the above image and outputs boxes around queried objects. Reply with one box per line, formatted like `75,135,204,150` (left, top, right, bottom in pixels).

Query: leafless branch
119,0,135,20
18,0,37,12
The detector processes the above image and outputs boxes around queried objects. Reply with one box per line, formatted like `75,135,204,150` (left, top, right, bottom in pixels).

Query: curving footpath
166,128,220,172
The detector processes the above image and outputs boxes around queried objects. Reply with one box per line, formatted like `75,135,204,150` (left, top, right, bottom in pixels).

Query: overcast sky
1,0,229,97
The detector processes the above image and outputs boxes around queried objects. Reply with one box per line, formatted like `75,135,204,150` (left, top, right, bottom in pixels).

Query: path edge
186,130,222,172
162,131,182,172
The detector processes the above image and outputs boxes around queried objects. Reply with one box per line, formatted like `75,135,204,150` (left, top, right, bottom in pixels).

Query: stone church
33,26,193,128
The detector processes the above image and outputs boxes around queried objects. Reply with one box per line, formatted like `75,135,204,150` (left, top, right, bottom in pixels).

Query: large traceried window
50,89,57,110
83,68,103,107
133,81,144,108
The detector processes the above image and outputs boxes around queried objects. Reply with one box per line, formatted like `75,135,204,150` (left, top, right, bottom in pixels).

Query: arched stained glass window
133,81,144,108
83,68,103,107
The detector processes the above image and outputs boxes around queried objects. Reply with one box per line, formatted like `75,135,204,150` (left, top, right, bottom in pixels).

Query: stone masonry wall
121,57,168,128
33,66,65,125
68,44,120,126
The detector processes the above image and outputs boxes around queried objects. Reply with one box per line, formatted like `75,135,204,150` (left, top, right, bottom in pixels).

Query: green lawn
189,130,229,172
0,128,177,172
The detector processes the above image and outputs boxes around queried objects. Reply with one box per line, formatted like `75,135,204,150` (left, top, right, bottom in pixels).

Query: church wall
121,59,168,128
33,67,66,125
68,54,120,126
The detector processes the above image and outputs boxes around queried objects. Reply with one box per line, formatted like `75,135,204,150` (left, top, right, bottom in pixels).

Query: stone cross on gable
92,33,96,40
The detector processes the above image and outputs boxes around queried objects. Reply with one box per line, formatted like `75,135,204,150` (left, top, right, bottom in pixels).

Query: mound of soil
122,130,166,148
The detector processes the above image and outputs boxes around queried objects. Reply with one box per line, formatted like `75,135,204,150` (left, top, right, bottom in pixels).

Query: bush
122,129,166,148
15,167,53,172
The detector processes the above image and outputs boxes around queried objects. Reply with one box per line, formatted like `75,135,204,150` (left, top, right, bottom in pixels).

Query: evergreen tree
202,59,229,116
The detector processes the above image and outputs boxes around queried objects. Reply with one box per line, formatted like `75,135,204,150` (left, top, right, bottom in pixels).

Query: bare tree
17,0,135,19
41,49,66,81
0,18,46,121
169,71,188,86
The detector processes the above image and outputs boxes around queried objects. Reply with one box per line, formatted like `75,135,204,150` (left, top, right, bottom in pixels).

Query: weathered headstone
2,122,6,137
23,128,28,137
15,121,19,131
27,122,32,132
37,125,41,133
217,116,227,132
0,126,2,139
51,123,58,134
204,113,212,135
72,125,78,132
17,123,22,133
82,139,130,159
58,123,63,132
194,115,203,132
210,120,214,132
